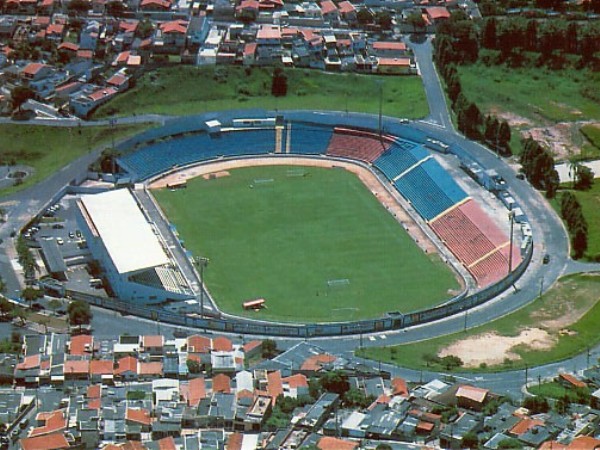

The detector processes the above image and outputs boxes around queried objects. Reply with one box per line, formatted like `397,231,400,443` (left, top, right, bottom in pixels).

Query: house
46,23,65,41
376,57,412,74
107,71,130,92
138,362,163,381
114,355,138,381
559,373,587,389
371,41,408,58
319,0,339,23
69,335,93,356
140,0,171,11
126,408,152,432
19,433,70,450
212,373,231,394
89,359,113,383
21,63,53,82
424,6,451,25
236,0,259,21
456,385,489,411
69,85,118,118
157,20,188,51
64,359,90,381
141,335,164,358
317,436,358,450
30,410,67,437
337,1,356,22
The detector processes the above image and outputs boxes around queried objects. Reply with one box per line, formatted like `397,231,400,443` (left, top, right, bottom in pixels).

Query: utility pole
377,80,384,142
195,257,210,324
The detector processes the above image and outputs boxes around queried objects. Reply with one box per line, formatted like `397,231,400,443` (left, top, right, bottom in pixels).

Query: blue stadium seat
289,123,333,155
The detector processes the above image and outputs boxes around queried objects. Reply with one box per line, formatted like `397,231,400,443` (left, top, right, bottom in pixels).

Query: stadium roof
79,189,169,274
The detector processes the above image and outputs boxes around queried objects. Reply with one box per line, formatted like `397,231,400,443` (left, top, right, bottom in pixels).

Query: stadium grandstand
114,117,526,291
76,189,195,305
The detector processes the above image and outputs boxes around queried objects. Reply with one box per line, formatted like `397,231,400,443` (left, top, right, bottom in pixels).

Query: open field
552,187,600,261
457,65,600,158
458,65,600,124
0,123,150,195
528,381,589,402
154,165,458,322
357,273,600,372
95,66,428,119
581,123,600,158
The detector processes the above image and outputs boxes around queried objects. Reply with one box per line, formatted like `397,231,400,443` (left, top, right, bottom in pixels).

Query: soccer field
154,166,460,322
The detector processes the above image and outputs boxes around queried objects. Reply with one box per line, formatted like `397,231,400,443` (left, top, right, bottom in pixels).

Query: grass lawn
95,66,429,119
457,65,600,124
581,124,600,158
0,123,151,195
528,381,589,402
153,165,458,322
552,187,600,260
357,273,600,372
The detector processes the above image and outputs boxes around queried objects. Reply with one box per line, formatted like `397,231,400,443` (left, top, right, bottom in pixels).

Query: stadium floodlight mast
508,208,515,274
376,80,384,140
195,257,210,319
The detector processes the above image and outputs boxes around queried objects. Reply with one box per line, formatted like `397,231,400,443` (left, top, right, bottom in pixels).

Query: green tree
186,358,201,374
522,396,549,414
498,437,524,449
575,165,594,191
319,370,350,395
271,68,288,97
374,10,393,30
375,445,393,450
262,339,278,359
356,8,373,26
440,355,463,371
48,299,62,316
67,0,90,16
106,0,126,16
11,86,35,112
343,388,375,408
67,300,93,326
462,431,479,449
573,227,588,259
406,12,425,31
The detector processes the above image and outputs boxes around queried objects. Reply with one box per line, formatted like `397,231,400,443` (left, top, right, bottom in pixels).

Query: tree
545,168,560,199
186,358,201,374
39,316,50,334
573,227,588,259
440,355,463,371
11,86,35,112
575,165,594,190
522,396,549,414
262,339,278,359
375,445,393,450
271,67,288,97
106,0,126,16
319,370,350,395
67,0,90,16
343,388,374,408
48,299,62,316
498,120,511,155
356,8,373,26
21,287,42,306
0,298,11,320
67,300,92,326
406,12,426,31
498,437,525,449
374,10,393,30
462,431,479,449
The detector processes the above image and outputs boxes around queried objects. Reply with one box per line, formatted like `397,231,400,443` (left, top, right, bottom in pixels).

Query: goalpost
249,178,274,188
326,278,350,295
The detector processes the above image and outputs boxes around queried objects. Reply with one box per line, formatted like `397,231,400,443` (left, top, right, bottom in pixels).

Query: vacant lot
0,124,150,194
154,165,458,322
95,66,429,119
458,64,600,158
357,273,600,371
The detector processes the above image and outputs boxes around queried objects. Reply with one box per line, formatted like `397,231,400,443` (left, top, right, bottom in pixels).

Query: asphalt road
0,38,595,398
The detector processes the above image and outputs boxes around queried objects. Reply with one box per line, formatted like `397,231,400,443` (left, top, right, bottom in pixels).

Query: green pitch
154,165,460,322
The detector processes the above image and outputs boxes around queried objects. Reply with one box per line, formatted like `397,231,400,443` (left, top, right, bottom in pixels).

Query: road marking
379,335,387,340
369,336,376,341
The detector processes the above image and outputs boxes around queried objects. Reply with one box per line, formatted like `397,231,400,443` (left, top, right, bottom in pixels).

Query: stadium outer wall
59,110,534,338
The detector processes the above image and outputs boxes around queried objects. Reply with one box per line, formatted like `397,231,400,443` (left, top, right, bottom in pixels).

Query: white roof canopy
80,189,169,274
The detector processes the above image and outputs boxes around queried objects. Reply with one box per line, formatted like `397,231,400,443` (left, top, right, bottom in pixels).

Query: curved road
0,36,595,398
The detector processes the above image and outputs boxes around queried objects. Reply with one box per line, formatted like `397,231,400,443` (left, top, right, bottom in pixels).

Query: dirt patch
521,123,580,160
489,107,534,128
203,171,230,180
439,328,556,367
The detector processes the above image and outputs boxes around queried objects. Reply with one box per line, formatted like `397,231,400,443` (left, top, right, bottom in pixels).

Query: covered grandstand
114,116,529,294
76,188,194,305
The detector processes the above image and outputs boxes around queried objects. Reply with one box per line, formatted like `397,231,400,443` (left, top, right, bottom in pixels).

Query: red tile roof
88,87,118,102
138,362,162,376
510,418,544,436
159,20,188,34
212,373,231,394
107,73,128,87
566,437,600,450
126,408,152,426
140,0,171,8
115,356,138,375
378,57,412,67
90,359,113,376
58,41,79,52
236,0,259,10
119,20,139,33
87,384,101,399
30,410,67,437
283,373,308,389
22,63,47,77
267,370,283,402
20,433,69,450
301,354,335,372
417,420,435,432
539,442,567,450
226,432,243,450
77,49,93,59
46,24,65,35
17,354,40,370
391,377,408,397
337,1,355,14
559,373,587,389
182,377,206,407
318,436,358,450
142,335,164,348
373,41,407,51
212,336,233,352
188,335,211,353
243,43,257,57
70,335,93,355
64,359,90,375
102,442,145,450
256,25,281,41
426,6,450,19
156,436,176,450
456,385,488,404
320,0,337,15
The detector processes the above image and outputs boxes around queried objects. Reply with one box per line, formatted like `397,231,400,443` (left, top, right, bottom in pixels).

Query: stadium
70,110,532,337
